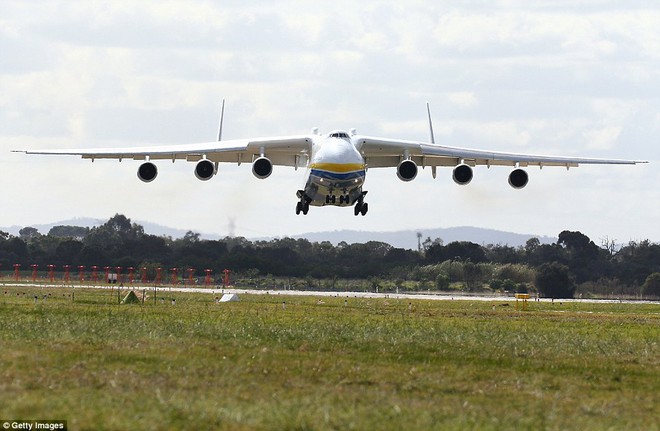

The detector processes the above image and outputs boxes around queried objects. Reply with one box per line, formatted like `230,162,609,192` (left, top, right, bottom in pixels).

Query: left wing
15,135,313,167
356,136,645,168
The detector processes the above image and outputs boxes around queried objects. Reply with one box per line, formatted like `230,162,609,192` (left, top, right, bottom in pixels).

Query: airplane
14,101,646,216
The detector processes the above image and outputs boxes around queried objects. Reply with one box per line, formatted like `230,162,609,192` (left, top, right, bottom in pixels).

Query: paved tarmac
4,282,657,305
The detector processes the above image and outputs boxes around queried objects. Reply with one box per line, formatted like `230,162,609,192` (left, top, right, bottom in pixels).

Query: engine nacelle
252,156,273,179
452,164,473,185
508,168,529,189
137,162,158,183
396,159,418,182
195,159,215,181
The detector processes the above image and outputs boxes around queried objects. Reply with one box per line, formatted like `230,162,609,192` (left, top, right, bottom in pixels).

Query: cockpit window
329,131,349,139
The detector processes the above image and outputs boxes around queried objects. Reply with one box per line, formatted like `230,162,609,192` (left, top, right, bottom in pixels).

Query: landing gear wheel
296,202,310,215
354,192,368,216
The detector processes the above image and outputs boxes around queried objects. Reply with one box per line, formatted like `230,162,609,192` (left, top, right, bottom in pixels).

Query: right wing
356,135,646,168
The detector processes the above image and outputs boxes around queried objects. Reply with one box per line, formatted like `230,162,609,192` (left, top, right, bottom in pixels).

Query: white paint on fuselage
302,131,367,207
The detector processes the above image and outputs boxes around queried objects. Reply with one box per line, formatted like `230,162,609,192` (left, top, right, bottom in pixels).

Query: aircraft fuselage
297,131,368,214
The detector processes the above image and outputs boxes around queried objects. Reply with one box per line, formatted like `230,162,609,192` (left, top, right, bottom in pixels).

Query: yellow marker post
515,293,530,311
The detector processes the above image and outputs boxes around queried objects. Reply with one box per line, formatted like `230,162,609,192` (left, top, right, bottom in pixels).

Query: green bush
535,262,576,299
435,273,450,291
641,272,660,298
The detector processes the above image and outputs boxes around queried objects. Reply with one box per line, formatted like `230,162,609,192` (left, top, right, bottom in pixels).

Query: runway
4,282,657,305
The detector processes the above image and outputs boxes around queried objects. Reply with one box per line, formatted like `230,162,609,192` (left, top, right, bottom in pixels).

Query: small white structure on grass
121,291,141,304
219,293,240,303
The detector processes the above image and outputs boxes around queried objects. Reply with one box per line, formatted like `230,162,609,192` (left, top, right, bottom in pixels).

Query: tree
19,227,41,241
462,261,492,291
435,272,450,290
181,231,201,243
83,214,146,263
525,237,540,254
614,240,660,286
48,225,90,240
493,263,535,284
55,240,84,265
641,272,660,298
558,230,597,254
557,230,608,283
444,241,487,263
535,262,576,299
101,214,144,241
486,244,522,264
526,243,562,267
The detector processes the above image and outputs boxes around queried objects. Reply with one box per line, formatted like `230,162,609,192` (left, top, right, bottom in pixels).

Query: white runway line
4,282,658,305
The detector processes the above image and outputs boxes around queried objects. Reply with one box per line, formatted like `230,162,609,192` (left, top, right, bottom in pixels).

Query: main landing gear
296,200,309,215
354,192,368,216
295,191,368,216
296,190,310,215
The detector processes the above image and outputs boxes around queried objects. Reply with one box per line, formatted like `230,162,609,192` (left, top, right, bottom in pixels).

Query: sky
1,0,659,246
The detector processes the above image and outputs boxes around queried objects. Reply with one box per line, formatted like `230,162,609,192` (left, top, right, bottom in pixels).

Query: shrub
535,262,576,299
642,272,660,298
435,273,450,291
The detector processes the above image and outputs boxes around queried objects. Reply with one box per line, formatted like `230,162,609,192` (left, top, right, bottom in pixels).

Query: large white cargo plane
14,102,646,216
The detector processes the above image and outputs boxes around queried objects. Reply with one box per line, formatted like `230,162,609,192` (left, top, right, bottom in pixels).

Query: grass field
0,286,658,430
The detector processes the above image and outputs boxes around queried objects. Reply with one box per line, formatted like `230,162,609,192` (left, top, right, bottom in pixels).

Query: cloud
0,0,658,242
447,92,479,109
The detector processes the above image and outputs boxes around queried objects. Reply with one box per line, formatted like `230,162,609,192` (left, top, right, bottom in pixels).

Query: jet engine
396,159,418,182
252,156,273,179
195,159,215,181
137,162,158,183
452,164,473,185
508,168,528,189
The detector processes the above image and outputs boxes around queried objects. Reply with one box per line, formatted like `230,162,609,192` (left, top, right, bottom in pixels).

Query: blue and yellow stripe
309,162,366,181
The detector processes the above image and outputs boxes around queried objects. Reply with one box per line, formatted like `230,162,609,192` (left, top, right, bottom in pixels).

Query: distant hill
1,217,197,239
2,217,104,237
3,218,554,250
292,227,554,250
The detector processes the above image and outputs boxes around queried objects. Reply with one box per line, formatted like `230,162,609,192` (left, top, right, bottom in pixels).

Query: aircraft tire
361,203,368,216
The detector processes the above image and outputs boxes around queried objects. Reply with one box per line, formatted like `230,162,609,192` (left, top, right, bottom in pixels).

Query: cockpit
328,130,350,139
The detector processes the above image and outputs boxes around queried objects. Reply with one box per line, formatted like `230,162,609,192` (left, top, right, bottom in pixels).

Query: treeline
1,214,659,298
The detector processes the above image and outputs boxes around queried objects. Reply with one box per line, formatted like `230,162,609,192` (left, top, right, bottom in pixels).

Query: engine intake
195,159,215,181
452,164,473,185
508,168,529,189
396,159,418,182
137,162,158,183
252,157,273,179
